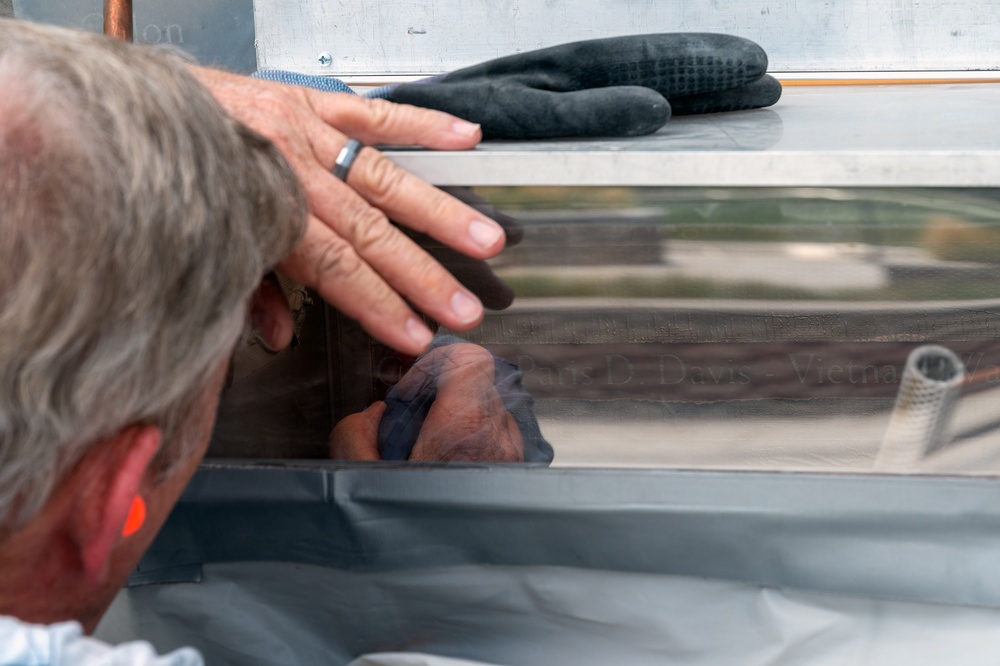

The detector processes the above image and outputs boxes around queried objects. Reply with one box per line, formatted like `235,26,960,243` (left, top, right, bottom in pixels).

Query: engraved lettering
606,354,634,385
789,353,815,384
963,351,984,375
516,355,535,373
141,24,184,45
659,354,685,385
165,24,184,44
142,24,162,43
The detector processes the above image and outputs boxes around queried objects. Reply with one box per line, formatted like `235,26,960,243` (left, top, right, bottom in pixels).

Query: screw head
318,52,332,67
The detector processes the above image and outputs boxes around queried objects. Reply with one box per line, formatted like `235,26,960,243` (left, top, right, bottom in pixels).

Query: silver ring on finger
332,139,364,182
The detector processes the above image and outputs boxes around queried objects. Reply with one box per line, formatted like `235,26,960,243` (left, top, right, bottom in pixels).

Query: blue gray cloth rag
252,69,396,98
378,336,553,463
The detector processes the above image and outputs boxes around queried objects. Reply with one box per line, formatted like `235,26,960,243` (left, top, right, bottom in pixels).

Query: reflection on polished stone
211,187,1000,474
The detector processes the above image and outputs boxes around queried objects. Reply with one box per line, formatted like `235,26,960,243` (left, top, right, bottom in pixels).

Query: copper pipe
782,78,1000,87
103,0,133,42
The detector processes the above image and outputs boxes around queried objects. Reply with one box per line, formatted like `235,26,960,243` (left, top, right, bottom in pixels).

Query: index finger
279,213,460,354
343,148,508,260
305,92,482,150
304,122,506,262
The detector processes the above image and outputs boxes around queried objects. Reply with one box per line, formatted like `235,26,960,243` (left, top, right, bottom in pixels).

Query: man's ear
69,425,162,584
249,272,294,353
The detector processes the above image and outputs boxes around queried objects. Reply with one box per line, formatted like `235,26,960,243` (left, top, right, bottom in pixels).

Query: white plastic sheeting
100,562,1000,666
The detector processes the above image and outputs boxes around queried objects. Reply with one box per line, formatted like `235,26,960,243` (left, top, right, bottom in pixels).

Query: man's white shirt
0,616,203,666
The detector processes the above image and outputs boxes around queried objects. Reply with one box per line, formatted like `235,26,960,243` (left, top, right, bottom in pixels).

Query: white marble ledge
383,84,1000,187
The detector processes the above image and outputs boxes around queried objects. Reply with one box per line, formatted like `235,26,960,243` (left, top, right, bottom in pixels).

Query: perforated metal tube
875,345,966,471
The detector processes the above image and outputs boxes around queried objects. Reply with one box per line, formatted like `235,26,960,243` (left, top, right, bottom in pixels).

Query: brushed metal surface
254,0,1000,75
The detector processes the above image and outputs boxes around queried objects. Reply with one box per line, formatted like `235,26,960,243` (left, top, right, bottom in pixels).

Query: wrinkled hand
330,344,525,462
191,66,507,355
404,187,522,311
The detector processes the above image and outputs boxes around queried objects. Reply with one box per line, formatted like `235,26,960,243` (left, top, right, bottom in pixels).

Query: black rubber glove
384,33,781,139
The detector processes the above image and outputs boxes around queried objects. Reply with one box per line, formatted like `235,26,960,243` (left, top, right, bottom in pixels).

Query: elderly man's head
0,19,304,628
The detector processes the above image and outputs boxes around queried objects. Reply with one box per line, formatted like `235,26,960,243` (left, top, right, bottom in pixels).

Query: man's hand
191,67,506,355
331,344,525,462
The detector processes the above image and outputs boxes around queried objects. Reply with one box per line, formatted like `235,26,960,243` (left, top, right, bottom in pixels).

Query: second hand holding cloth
378,336,553,463
378,32,781,139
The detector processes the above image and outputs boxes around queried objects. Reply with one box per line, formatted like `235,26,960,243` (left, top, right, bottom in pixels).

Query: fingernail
450,290,482,324
469,219,503,250
406,316,434,349
451,120,481,137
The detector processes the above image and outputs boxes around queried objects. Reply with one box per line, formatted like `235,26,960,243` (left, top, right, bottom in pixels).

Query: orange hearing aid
121,496,146,538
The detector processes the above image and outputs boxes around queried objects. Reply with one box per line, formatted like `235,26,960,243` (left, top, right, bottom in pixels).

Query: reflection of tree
925,215,1000,264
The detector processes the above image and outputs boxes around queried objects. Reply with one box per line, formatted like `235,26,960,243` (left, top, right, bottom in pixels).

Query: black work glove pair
382,33,781,139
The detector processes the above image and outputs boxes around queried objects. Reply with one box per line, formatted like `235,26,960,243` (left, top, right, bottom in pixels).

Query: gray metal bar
141,464,1000,609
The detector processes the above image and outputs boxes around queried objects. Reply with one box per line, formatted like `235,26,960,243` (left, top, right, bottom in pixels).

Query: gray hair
0,19,306,533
